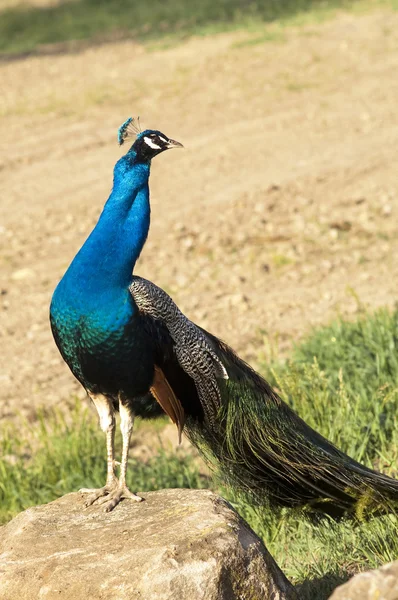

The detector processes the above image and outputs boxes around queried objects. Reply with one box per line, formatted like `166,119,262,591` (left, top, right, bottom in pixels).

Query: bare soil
1,8,397,423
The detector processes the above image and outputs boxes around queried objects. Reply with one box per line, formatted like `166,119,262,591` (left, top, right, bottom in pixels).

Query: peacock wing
129,276,228,427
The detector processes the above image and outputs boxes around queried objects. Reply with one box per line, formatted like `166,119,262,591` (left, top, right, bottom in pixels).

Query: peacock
50,118,398,516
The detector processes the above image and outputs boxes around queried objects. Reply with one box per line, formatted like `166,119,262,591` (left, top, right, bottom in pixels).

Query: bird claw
79,480,119,508
101,485,143,512
79,482,143,511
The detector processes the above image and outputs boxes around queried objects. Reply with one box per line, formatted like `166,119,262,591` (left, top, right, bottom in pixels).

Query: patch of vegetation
231,29,286,48
251,306,398,596
271,252,295,267
1,307,398,598
0,0,365,57
264,306,398,464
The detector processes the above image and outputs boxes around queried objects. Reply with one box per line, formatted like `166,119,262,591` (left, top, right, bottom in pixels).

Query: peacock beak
166,139,184,149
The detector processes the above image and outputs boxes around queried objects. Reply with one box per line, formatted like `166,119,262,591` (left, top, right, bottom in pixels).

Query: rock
329,560,398,600
0,489,297,600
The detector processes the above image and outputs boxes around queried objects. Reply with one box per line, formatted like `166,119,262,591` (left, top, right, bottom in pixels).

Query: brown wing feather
150,365,185,443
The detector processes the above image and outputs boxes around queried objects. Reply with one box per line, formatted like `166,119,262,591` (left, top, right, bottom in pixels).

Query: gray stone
329,560,398,600
0,488,297,600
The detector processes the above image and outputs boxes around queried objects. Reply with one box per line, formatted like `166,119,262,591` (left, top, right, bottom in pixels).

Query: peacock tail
133,277,398,520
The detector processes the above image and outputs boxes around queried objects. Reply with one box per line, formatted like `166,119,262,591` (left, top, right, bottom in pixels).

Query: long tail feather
185,335,398,520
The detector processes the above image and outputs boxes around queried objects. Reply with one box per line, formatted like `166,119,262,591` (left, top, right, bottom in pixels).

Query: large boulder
0,488,297,600
329,560,398,600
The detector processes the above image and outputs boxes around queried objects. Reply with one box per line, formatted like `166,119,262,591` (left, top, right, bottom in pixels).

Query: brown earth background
0,5,397,426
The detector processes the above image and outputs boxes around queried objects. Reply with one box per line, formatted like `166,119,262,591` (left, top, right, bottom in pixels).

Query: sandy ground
0,8,397,423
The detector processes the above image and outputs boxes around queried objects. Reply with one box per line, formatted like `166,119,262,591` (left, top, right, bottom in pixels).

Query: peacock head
118,117,183,162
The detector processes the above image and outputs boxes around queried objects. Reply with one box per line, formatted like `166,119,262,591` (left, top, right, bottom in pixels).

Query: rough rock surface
0,489,297,600
329,560,398,600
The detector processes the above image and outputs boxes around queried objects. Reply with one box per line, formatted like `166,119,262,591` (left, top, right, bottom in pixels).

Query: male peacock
50,118,398,516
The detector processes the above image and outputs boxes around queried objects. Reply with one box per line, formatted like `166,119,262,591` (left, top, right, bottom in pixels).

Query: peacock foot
79,478,119,508
96,483,143,512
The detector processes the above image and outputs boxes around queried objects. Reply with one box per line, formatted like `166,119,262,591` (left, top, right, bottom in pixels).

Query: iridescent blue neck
58,151,151,298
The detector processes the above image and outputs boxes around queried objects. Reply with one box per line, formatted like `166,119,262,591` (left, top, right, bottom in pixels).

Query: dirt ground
1,8,397,423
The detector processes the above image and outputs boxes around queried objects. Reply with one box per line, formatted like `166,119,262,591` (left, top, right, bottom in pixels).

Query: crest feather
118,117,141,145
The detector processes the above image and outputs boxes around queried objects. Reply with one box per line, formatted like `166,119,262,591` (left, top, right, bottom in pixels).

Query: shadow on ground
297,572,350,600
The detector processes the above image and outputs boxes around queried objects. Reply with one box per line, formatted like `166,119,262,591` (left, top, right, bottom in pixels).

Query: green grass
264,306,398,464
0,0,375,57
1,306,398,598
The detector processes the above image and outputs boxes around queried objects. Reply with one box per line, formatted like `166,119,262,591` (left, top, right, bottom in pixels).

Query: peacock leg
79,393,119,506
97,397,143,512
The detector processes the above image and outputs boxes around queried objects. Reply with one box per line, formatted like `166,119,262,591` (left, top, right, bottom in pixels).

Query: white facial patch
144,136,161,150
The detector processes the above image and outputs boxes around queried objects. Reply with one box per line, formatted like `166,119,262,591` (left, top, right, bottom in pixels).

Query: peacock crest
118,117,141,146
